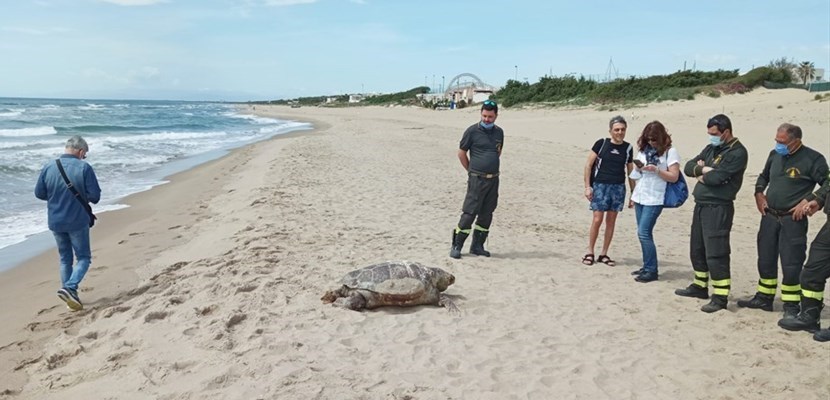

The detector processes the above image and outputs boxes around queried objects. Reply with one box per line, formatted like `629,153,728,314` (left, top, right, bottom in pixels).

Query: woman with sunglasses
582,115,635,267
628,121,681,282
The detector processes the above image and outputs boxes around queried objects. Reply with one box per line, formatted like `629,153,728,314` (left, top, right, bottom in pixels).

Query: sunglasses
647,137,658,142
483,100,497,106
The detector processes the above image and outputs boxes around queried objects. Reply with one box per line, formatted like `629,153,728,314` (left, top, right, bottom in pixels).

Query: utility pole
442,75,445,94
514,65,518,81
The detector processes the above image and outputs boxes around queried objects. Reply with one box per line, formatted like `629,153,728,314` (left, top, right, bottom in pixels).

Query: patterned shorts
590,182,626,212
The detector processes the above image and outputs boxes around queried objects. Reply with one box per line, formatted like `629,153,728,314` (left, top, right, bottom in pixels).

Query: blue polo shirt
35,154,101,232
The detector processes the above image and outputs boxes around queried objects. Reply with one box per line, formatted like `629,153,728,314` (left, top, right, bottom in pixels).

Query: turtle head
430,268,455,291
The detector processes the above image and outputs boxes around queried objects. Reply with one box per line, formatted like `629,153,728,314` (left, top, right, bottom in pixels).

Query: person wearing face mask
628,121,681,283
450,99,504,259
674,114,748,313
737,123,828,320
778,173,830,342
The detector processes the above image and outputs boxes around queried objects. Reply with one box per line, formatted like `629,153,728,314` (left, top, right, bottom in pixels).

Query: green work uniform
683,138,749,297
753,145,828,304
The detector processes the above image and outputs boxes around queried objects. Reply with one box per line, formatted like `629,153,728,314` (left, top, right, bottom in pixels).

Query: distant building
790,67,826,84
349,94,364,103
444,73,498,106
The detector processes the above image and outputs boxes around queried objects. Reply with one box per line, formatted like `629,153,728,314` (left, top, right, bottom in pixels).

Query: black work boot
781,302,800,320
675,284,709,299
701,294,728,313
778,298,822,333
814,329,830,342
736,293,774,312
449,230,469,259
469,230,491,257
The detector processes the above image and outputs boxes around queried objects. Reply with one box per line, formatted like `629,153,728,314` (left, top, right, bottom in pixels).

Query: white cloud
264,0,317,6
99,0,167,6
2,26,69,35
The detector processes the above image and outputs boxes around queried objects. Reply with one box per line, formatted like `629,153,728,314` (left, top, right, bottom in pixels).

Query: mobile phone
633,160,644,168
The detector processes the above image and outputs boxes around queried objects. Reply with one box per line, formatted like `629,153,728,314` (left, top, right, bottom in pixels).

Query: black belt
469,171,499,179
765,207,792,217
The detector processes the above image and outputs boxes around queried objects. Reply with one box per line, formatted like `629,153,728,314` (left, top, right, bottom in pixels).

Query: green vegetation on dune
252,57,810,108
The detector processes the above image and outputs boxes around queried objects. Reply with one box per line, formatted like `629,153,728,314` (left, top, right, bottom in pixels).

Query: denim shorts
590,182,626,212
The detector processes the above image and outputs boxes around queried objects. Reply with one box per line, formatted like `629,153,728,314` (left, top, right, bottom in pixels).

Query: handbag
56,159,97,227
663,175,689,208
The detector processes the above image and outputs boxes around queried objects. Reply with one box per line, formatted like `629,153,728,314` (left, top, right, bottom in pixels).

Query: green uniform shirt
684,138,748,205
811,172,830,215
755,145,829,211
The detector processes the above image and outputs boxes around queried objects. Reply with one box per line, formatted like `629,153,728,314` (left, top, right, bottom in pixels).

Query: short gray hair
777,123,802,140
65,135,89,152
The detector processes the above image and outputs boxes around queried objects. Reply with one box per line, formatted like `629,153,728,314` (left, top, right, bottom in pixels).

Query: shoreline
0,121,313,274
2,90,828,398
0,119,320,395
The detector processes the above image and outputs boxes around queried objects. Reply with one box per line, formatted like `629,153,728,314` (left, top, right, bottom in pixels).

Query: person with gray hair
35,135,101,311
737,123,828,320
581,115,635,266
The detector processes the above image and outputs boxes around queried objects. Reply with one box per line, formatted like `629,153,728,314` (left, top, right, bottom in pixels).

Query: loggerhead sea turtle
321,261,458,312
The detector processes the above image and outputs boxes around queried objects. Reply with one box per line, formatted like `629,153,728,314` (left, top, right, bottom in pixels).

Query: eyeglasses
483,100,497,106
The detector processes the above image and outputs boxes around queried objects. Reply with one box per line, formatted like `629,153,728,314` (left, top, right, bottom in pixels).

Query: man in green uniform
675,114,749,313
450,99,504,259
778,172,830,342
737,123,828,318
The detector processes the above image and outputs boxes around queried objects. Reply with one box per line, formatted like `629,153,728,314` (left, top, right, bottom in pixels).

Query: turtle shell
339,260,435,294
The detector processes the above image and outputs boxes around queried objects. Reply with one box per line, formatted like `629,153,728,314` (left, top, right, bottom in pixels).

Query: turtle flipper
439,294,459,314
321,285,349,304
333,292,367,310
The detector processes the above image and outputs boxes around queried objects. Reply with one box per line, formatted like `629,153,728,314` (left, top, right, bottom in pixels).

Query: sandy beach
1,88,829,399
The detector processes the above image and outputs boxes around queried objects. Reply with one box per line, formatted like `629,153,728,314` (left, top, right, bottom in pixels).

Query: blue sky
1,0,829,101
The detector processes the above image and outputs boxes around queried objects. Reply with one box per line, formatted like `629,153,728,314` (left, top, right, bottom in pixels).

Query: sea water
0,98,310,269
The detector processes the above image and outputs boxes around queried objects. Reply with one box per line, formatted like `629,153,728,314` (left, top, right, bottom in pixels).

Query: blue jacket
35,154,101,232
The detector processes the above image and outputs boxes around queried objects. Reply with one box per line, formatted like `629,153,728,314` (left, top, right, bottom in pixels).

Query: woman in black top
581,115,635,266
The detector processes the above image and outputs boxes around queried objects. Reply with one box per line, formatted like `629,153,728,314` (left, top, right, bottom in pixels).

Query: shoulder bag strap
56,159,94,216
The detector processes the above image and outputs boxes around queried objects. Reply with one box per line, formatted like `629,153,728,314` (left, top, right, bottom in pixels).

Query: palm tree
798,61,816,85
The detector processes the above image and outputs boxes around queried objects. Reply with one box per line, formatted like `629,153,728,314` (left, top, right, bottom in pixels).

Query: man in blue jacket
35,135,101,311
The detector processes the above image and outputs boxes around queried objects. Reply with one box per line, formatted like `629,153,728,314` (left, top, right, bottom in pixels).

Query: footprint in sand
144,311,169,323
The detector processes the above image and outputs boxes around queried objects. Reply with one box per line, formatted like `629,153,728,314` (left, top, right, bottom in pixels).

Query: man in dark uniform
450,99,503,259
675,114,749,313
778,172,830,342
737,123,828,319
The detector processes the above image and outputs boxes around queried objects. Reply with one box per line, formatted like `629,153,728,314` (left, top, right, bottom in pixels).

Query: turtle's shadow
373,293,467,315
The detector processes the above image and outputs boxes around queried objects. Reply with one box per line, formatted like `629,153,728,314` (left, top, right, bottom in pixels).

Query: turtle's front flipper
322,285,350,304
333,292,367,311
439,294,459,314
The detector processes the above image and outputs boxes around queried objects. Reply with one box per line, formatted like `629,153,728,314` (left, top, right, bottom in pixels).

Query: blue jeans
635,203,663,274
52,229,91,291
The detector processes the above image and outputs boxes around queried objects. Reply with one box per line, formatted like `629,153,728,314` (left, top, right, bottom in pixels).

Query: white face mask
480,121,495,129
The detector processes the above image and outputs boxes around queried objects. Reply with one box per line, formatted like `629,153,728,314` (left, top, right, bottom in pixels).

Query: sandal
581,254,594,266
597,255,616,267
